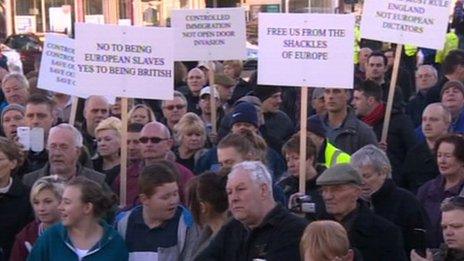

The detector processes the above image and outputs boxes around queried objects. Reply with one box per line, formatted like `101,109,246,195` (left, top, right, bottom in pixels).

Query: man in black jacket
317,163,407,261
351,145,430,256
195,161,308,261
352,80,417,184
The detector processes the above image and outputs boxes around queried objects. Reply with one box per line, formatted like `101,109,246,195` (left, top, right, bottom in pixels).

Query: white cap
200,86,220,99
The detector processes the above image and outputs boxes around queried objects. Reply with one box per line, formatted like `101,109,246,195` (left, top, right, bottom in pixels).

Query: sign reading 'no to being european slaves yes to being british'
361,0,451,49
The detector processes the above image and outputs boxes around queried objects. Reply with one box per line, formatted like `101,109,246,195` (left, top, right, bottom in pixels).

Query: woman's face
437,142,464,177
32,188,61,225
96,129,120,158
58,186,89,227
131,107,150,125
182,131,204,151
0,150,16,183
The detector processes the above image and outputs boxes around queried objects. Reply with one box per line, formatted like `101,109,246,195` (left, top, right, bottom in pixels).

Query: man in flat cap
317,163,407,261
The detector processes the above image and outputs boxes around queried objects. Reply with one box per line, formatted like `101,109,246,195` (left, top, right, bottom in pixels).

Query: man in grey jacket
22,123,106,187
313,88,378,154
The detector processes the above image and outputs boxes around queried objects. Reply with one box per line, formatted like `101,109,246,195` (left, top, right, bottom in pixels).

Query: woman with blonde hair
300,220,354,261
10,176,66,261
93,117,121,186
173,112,207,172
128,103,156,126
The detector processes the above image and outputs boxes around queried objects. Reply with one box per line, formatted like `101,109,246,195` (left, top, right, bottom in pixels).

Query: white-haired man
22,123,106,187
195,161,308,261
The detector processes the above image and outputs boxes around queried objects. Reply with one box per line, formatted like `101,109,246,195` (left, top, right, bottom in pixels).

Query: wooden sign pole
381,44,402,143
208,61,217,135
68,96,79,126
119,98,128,207
299,87,308,194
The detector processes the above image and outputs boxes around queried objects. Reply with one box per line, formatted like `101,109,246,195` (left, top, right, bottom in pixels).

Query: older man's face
442,209,464,250
2,78,28,105
226,170,265,227
321,184,360,221
84,97,110,135
187,69,206,94
357,165,387,199
47,129,80,177
416,67,437,91
162,97,187,125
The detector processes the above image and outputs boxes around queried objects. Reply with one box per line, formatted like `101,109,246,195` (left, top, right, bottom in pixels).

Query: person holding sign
365,52,405,107
352,80,417,184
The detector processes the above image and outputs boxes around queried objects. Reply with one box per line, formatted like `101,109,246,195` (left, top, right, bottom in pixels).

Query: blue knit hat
231,102,259,127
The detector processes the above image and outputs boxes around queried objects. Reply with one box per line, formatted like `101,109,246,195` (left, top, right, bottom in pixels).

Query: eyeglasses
139,136,169,144
164,104,186,110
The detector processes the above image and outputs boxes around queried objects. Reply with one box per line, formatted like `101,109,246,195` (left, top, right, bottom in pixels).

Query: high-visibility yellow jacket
324,141,351,168
435,31,459,63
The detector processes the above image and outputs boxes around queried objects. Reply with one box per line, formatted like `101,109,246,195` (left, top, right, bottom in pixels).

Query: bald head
141,121,171,139
422,103,451,140
140,121,173,164
84,96,110,136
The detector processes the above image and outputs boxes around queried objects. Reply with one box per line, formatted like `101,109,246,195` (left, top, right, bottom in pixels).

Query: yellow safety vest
324,141,351,168
435,31,459,64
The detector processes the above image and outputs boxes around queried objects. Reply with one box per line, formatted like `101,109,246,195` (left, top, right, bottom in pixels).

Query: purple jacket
417,175,464,247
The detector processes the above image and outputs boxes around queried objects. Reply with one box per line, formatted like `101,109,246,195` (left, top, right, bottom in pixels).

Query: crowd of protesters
2,19,464,261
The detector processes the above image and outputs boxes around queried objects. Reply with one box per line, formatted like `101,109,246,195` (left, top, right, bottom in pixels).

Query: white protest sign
360,0,451,49
171,7,246,61
258,13,355,88
38,34,116,102
38,34,76,93
75,23,174,100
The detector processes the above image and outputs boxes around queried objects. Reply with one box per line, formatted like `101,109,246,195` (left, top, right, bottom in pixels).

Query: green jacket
27,221,128,261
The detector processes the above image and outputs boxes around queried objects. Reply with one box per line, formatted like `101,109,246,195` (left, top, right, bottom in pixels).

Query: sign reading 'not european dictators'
258,13,355,88
74,23,174,100
171,8,246,61
360,0,451,49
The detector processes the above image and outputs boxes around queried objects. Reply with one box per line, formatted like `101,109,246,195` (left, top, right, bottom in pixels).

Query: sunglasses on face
164,104,186,110
139,136,169,144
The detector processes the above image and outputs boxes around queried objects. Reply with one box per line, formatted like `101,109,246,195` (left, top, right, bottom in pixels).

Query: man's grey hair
351,145,392,178
49,123,83,148
2,73,29,89
416,64,438,79
230,161,273,195
162,90,187,107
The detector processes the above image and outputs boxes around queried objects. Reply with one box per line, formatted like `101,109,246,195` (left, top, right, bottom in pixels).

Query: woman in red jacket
10,176,65,261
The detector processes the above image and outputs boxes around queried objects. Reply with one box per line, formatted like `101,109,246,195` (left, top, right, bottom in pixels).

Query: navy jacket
195,204,308,261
